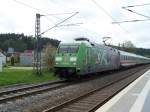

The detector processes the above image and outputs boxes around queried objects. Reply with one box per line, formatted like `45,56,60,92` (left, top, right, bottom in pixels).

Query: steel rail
0,80,66,96
0,80,68,103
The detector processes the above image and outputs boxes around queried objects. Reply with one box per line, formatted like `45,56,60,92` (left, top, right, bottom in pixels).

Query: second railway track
0,80,69,103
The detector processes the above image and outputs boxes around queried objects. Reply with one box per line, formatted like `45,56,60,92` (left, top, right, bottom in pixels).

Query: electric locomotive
54,37,120,78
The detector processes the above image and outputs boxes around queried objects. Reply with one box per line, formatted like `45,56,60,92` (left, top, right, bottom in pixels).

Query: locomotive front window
68,46,79,53
58,46,68,53
58,45,79,53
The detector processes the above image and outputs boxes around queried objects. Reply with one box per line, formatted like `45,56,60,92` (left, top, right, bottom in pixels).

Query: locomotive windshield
58,45,79,53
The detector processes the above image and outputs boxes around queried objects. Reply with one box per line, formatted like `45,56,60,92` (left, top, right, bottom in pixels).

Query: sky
0,0,150,48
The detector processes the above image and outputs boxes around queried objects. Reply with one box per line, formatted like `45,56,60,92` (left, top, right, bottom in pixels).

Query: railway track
0,80,69,103
42,65,149,112
0,73,103,104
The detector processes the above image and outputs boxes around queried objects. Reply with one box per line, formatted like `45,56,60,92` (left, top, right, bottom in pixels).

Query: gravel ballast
0,65,149,112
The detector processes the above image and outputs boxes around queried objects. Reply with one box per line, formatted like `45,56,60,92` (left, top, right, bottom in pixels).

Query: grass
0,68,58,87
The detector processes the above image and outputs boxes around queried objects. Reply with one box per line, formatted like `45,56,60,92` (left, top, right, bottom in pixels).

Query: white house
0,52,6,64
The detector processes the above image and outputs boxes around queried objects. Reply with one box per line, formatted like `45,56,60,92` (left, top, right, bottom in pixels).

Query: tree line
108,41,150,58
0,33,60,52
0,33,149,58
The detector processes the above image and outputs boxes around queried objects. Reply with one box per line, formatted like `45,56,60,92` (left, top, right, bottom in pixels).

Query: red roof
20,50,33,56
24,50,33,53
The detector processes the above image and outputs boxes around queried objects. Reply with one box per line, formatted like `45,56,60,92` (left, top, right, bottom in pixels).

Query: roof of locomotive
59,37,119,52
59,38,93,47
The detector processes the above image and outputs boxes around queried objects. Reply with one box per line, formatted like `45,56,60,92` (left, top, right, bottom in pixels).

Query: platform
96,69,150,112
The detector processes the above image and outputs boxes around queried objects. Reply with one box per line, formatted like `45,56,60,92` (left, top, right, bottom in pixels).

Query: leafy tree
118,41,136,53
121,41,135,48
43,44,57,71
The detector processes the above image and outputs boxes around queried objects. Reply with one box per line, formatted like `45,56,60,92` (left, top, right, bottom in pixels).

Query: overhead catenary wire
43,12,80,21
44,12,80,16
123,3,150,8
91,0,116,21
122,7,150,19
12,0,73,23
13,0,75,16
13,0,48,14
13,0,56,24
58,23,83,27
112,19,150,24
40,12,79,35
91,0,131,34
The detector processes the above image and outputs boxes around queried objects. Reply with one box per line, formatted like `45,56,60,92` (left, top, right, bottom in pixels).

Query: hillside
0,33,60,52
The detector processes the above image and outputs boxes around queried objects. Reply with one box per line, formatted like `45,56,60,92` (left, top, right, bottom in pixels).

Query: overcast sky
0,0,150,48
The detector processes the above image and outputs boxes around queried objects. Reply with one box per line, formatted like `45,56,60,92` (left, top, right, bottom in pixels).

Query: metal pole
34,13,42,75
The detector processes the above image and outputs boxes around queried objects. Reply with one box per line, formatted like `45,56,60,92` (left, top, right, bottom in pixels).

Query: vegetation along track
0,80,69,103
43,65,149,112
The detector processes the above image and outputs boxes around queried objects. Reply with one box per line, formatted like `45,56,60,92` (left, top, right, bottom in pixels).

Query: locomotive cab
54,43,80,78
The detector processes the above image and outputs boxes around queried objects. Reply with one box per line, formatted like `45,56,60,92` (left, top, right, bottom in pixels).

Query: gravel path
0,65,149,112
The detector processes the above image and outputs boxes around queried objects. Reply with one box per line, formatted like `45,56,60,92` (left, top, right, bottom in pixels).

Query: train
54,37,150,79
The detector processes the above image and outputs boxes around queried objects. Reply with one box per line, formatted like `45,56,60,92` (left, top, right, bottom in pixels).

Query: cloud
0,0,150,48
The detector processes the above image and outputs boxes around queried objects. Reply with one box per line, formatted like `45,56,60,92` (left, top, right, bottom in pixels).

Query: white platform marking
95,69,150,112
129,77,150,112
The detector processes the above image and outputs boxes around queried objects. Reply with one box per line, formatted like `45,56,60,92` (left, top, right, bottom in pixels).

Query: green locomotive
54,38,120,78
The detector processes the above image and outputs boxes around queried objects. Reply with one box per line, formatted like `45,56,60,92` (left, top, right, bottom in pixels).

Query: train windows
69,46,79,53
58,46,68,53
58,45,79,53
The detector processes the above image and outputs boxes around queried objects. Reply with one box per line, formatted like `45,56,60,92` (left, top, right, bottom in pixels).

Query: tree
119,41,136,53
121,41,135,48
43,44,57,71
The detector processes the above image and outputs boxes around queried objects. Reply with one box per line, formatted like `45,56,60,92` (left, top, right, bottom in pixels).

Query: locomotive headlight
55,57,62,61
73,62,76,65
70,57,77,61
